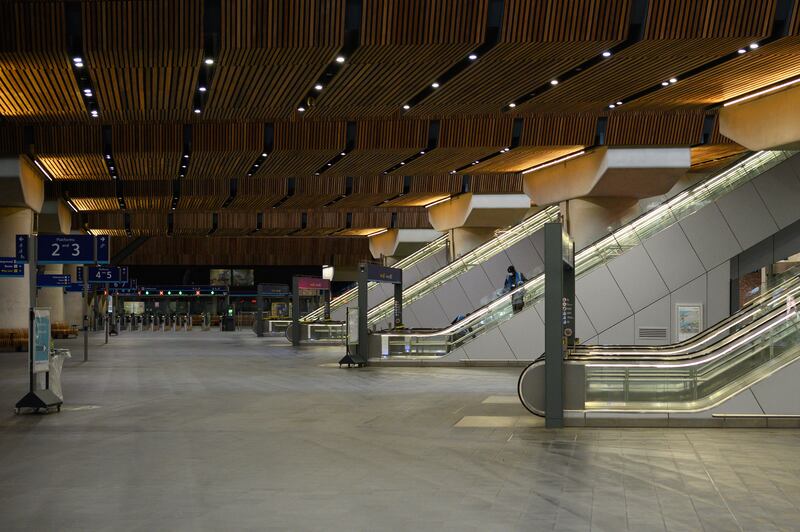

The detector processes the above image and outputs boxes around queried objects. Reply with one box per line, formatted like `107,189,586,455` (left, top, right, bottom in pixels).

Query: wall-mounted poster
210,269,231,286
271,302,288,318
676,304,703,342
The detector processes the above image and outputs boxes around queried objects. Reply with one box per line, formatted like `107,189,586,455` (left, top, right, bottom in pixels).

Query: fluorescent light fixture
425,196,451,208
34,160,53,181
314,84,323,90
204,58,214,65
335,56,345,63
431,82,439,88
521,150,586,174
366,229,388,238
723,76,800,107
550,79,558,85
602,51,611,57
468,53,477,60
66,200,78,213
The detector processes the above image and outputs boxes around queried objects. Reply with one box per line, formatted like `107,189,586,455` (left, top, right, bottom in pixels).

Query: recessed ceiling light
468,53,477,60
73,57,82,63
198,86,207,92
608,104,616,108
669,78,677,83
431,82,440,88
109,166,114,170
450,170,456,174
314,84,323,90
616,101,622,105
247,173,252,177
749,43,759,49
297,106,305,112
183,155,189,158
400,162,405,165
550,79,559,85
194,108,201,113
738,48,747,54
661,81,669,86
261,153,267,157
106,155,111,159
254,164,258,167
327,163,332,166
402,104,410,110
419,151,425,155
75,62,83,68
602,51,611,58
335,56,345,63
508,102,516,108
204,58,214,65
340,152,346,156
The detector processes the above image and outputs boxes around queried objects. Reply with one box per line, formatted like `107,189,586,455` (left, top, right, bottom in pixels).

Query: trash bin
49,348,71,401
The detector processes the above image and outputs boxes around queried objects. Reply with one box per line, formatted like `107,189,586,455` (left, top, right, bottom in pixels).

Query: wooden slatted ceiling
35,125,107,180
690,144,747,170
605,110,706,145
279,176,346,209
204,0,343,120
113,124,182,180
307,0,486,118
409,0,629,116
515,0,775,114
217,211,258,235
178,179,228,210
117,236,372,266
227,177,286,210
186,123,262,179
327,119,428,175
0,3,87,122
625,37,800,110
256,121,346,175
83,0,202,122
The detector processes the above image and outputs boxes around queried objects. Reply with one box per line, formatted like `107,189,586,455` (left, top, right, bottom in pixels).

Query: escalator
372,150,795,359
518,267,800,416
289,205,560,342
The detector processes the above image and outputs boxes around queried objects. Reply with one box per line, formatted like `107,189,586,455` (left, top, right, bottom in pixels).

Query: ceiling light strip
722,76,800,107
521,150,586,174
65,2,100,119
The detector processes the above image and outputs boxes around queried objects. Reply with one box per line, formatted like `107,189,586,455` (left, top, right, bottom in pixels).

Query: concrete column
63,264,83,327
0,208,33,328
449,227,497,260
38,263,65,323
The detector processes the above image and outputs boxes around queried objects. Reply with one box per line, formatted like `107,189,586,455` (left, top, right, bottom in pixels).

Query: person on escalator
505,265,526,313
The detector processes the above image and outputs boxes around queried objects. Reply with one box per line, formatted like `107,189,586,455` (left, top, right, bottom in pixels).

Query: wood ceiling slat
605,110,705,145
186,123,262,179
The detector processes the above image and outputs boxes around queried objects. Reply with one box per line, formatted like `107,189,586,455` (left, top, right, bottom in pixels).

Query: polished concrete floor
1,331,799,531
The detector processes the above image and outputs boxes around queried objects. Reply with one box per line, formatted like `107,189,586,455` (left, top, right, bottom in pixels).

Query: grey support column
291,276,300,346
82,265,88,361
357,264,369,363
544,223,564,428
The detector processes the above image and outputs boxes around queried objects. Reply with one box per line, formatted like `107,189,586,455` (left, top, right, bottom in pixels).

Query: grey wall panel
607,245,668,312
461,326,515,359
504,236,541,280
415,249,447,278
785,151,800,181
406,294,446,329
499,306,545,359
707,262,730,327
679,203,741,270
752,161,800,229
400,306,421,328
750,358,800,414
367,283,390,310
481,251,515,294
576,265,633,332
402,265,424,287
530,226,546,258
441,345,468,362
574,298,597,342
457,265,496,309
774,218,800,260
715,181,778,250
643,223,705,291
632,295,671,345
582,335,598,345
669,275,707,342
598,315,635,345
432,280,472,325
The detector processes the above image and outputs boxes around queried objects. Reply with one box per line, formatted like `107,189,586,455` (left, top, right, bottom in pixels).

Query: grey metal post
393,283,403,328
544,223,564,428
291,276,300,346
28,234,37,393
357,264,369,362
82,265,89,361
255,289,264,337
323,289,331,321
104,283,109,344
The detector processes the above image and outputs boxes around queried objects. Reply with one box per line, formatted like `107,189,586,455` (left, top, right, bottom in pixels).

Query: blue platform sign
0,257,24,277
37,274,71,287
65,283,87,292
87,266,128,283
15,235,28,262
38,235,95,264
96,235,110,264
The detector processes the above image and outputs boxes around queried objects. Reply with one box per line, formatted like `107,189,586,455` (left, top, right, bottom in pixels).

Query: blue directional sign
15,235,28,262
37,274,71,287
38,235,95,264
0,257,24,277
366,263,402,284
87,266,128,283
96,235,110,264
65,283,87,292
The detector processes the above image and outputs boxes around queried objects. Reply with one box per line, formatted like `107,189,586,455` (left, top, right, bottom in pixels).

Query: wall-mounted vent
637,326,667,340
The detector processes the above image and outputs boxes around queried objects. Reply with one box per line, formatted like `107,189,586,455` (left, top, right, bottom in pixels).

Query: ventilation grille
638,326,667,340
